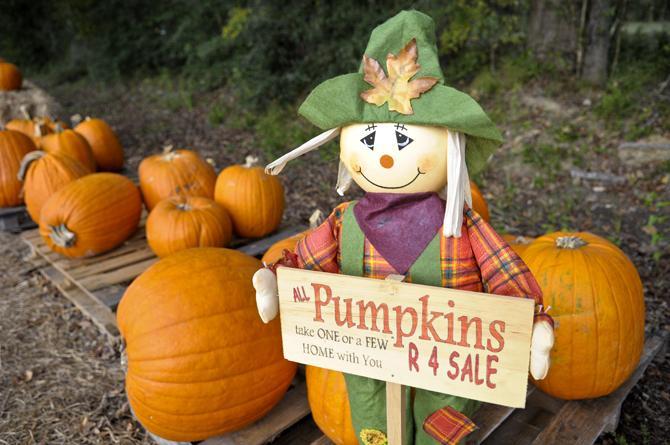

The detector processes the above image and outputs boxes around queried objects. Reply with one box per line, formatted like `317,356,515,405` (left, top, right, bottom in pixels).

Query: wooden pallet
19,225,668,445
0,205,36,233
21,219,304,340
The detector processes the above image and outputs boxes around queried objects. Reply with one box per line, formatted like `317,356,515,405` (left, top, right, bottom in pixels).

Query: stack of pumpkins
1,113,140,258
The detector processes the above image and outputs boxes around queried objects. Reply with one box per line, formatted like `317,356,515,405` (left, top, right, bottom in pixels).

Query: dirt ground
0,77,668,445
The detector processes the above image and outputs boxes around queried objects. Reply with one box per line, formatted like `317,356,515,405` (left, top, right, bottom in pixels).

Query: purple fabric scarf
353,192,445,274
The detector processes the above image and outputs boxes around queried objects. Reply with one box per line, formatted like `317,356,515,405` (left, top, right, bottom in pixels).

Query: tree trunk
528,0,580,64
582,0,615,85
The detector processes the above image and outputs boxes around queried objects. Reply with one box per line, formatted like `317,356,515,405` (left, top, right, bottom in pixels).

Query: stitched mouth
356,168,424,190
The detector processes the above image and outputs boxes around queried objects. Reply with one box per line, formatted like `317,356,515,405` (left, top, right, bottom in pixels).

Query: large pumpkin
0,130,35,207
74,117,124,171
39,127,96,172
18,150,91,222
469,181,490,222
138,146,216,210
0,61,22,91
524,232,645,399
39,173,142,258
306,366,357,445
215,156,285,238
502,234,534,256
117,248,297,441
146,196,233,257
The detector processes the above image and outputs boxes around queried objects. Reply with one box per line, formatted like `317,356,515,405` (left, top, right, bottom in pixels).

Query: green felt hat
298,10,502,174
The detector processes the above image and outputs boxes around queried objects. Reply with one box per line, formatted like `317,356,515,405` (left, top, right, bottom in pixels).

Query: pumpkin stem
17,151,46,181
556,235,587,249
244,155,259,168
49,224,76,248
54,122,64,133
176,202,192,211
161,145,178,161
71,114,83,125
19,104,31,120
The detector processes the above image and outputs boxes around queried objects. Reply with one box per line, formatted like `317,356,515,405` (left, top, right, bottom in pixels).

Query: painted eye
395,131,413,150
360,131,376,150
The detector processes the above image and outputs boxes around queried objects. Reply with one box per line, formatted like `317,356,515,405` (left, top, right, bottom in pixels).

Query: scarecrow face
340,123,449,194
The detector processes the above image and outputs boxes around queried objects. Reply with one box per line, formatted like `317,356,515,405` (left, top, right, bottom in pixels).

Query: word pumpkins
215,156,284,238
0,130,35,207
117,248,296,441
74,117,124,171
523,232,645,399
39,173,142,257
146,196,233,257
139,146,216,210
306,366,357,445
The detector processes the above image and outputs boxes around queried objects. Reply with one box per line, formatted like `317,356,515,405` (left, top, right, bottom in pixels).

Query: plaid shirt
294,201,552,325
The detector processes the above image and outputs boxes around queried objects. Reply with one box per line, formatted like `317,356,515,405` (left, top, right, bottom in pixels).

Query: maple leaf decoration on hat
360,38,439,115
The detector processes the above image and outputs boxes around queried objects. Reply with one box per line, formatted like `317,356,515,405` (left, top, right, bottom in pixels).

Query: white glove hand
530,320,554,380
253,268,279,324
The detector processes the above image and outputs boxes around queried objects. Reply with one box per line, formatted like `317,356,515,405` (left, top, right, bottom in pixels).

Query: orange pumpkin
0,130,35,207
524,232,645,399
469,181,490,222
6,109,53,144
0,61,22,91
18,150,91,222
502,234,534,256
215,156,285,238
117,248,297,441
39,127,96,171
146,196,233,257
261,231,306,264
306,366,357,445
39,173,142,258
138,146,216,210
74,117,124,171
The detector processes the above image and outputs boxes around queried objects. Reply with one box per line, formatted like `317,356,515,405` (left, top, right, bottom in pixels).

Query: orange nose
380,155,394,169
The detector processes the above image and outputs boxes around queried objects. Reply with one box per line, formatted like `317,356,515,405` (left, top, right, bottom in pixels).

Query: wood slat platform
19,224,668,445
0,205,36,233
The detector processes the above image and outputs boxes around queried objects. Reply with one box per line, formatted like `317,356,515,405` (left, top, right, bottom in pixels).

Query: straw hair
265,127,340,175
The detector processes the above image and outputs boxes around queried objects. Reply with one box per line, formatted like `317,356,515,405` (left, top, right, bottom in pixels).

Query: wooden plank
386,382,407,445
529,334,667,445
237,226,305,257
68,248,156,279
201,382,311,445
310,436,334,445
78,258,158,291
93,285,127,309
468,386,536,443
0,206,36,233
39,265,119,339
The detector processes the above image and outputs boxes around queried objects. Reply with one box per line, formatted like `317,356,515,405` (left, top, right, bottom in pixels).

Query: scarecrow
253,10,554,445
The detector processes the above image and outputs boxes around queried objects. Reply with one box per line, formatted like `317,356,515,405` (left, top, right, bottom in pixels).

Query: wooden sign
277,268,535,408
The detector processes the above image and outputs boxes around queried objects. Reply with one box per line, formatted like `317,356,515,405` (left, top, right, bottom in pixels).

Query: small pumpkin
469,181,490,222
6,107,53,144
74,117,124,171
39,173,142,258
117,248,297,441
524,232,645,399
18,150,91,222
0,129,36,207
146,196,233,257
502,234,534,256
306,366,358,445
138,146,216,210
215,156,285,238
39,126,96,171
0,61,22,91
261,210,323,264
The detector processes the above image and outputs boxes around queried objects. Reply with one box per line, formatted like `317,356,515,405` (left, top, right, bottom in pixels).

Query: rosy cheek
418,155,436,173
348,154,361,172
